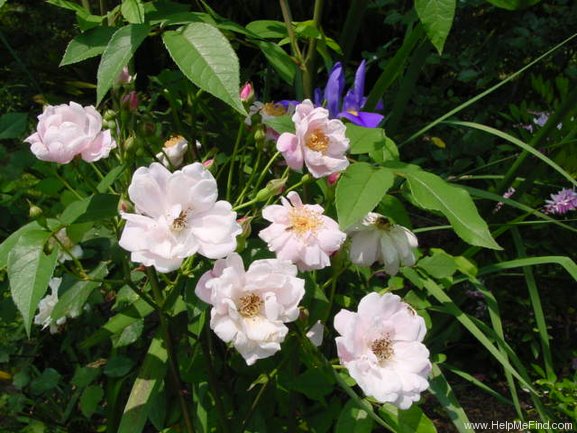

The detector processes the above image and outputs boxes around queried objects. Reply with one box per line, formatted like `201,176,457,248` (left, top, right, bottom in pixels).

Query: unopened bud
254,186,273,202
121,90,139,111
118,198,131,213
116,66,133,85
301,173,312,184
254,127,266,149
237,216,253,238
28,201,43,219
327,172,340,186
240,82,254,103
202,159,214,169
265,178,286,196
103,110,117,121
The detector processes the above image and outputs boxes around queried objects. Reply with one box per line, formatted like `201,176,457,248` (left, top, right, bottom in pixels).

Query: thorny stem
146,268,195,433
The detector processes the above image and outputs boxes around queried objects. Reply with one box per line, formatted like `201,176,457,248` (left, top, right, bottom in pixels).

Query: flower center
371,337,394,363
305,129,329,153
171,210,188,232
238,293,263,318
347,109,359,116
374,216,391,231
262,102,286,117
287,207,323,236
164,134,186,148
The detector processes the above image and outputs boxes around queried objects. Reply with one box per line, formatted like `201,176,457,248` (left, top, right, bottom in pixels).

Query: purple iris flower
315,60,384,128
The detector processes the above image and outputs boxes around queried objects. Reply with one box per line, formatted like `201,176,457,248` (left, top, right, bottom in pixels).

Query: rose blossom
277,99,349,178
155,135,192,168
25,101,116,164
347,213,418,275
334,292,431,409
119,162,241,273
195,253,305,365
259,191,346,271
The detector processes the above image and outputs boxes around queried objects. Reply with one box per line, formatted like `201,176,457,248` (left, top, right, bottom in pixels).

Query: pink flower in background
347,213,418,275
239,82,254,102
34,278,66,334
543,188,577,215
259,191,346,271
119,162,241,273
195,253,305,365
25,102,116,164
121,90,139,111
334,292,431,409
277,99,349,178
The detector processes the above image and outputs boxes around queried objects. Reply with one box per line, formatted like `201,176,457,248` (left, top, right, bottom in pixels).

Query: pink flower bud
240,82,254,103
121,91,139,111
327,172,340,186
117,66,133,85
202,158,214,169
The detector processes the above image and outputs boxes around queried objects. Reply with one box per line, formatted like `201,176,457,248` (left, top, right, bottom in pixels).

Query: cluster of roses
25,96,430,409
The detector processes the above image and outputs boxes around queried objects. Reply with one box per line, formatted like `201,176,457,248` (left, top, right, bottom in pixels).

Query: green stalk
226,122,244,202
302,0,324,99
146,268,195,433
279,0,303,61
339,0,370,63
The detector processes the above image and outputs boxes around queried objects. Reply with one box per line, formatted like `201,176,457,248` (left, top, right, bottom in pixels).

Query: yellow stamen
262,102,286,117
305,129,329,153
287,207,323,236
371,337,394,363
171,210,188,231
164,134,186,148
239,293,263,318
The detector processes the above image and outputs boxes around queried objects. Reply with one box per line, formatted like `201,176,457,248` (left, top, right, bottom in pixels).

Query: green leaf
46,0,86,13
72,366,100,388
104,355,135,378
121,0,145,24
485,0,541,10
418,248,458,279
162,23,245,115
0,221,47,269
246,20,287,39
414,0,456,54
30,368,61,395
289,367,334,401
7,230,59,336
336,162,395,230
117,334,168,433
111,319,144,348
403,170,501,249
60,26,116,66
60,193,120,225
262,114,294,135
428,364,474,433
347,124,390,155
379,405,438,433
254,40,297,85
0,1,7,10
0,112,28,139
80,385,104,418
335,399,374,433
97,164,125,193
52,263,108,321
96,24,150,104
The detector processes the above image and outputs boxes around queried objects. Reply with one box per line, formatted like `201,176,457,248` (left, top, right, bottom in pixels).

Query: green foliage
414,0,456,54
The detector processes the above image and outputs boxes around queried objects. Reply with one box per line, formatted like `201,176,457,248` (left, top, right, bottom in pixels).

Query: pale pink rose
259,191,346,271
25,102,116,164
239,82,254,102
119,162,241,273
348,213,418,275
334,292,431,409
277,99,349,178
195,253,305,365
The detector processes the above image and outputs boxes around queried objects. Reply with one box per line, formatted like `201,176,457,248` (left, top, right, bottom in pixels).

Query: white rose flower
119,162,241,273
195,253,305,365
34,278,67,334
334,292,431,409
348,212,418,275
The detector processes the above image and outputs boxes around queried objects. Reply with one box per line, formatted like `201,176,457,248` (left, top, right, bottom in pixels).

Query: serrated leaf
336,162,395,230
117,334,168,433
415,0,456,54
80,385,104,418
7,230,59,336
0,112,27,139
246,20,287,39
121,0,145,24
60,26,116,66
96,24,150,104
162,23,245,115
404,170,501,249
335,399,374,433
0,220,60,269
52,263,108,321
60,193,120,225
